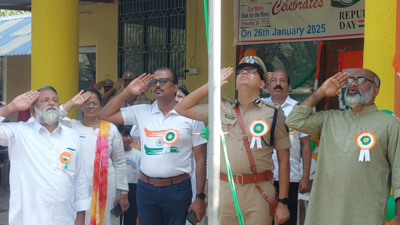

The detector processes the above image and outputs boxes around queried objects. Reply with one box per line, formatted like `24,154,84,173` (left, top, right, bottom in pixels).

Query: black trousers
121,183,138,225
273,181,299,225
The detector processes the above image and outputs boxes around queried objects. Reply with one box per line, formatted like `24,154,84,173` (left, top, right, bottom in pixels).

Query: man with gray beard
0,87,91,225
286,69,400,225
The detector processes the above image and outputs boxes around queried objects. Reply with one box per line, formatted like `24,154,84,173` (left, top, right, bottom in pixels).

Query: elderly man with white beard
286,69,400,225
0,86,91,225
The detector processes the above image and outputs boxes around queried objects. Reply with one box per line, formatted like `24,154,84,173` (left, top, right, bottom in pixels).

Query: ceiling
0,0,114,11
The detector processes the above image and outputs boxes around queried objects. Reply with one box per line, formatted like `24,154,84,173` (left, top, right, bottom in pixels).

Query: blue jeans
137,175,192,225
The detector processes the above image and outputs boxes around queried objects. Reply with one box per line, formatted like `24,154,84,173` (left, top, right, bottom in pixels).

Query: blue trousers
137,176,192,225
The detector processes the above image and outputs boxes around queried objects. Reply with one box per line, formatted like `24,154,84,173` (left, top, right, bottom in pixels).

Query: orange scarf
90,120,110,225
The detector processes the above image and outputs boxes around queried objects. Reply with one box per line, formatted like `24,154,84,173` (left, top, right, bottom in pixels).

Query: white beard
34,105,61,126
344,86,374,108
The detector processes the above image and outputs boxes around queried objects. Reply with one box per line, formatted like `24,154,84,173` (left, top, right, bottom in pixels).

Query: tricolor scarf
90,120,110,225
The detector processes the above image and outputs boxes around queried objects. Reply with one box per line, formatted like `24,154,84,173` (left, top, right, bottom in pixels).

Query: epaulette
262,100,282,110
222,95,234,105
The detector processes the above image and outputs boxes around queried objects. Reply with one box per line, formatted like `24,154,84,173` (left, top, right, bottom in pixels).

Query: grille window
118,0,187,79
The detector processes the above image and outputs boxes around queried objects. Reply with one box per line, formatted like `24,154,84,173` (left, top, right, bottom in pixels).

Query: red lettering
255,6,264,11
248,6,253,12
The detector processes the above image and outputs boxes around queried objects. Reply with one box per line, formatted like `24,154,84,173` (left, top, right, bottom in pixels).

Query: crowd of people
0,56,399,225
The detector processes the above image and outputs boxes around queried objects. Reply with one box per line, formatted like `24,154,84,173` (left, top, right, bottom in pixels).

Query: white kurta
61,119,128,225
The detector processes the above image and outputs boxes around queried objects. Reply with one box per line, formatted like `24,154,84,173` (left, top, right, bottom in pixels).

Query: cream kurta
286,104,400,225
61,119,128,225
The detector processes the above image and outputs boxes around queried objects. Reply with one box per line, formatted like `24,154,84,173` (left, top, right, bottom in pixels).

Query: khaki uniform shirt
195,97,291,175
286,104,400,225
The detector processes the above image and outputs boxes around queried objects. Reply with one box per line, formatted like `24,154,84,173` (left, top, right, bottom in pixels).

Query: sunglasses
346,77,375,86
149,78,175,87
236,68,264,81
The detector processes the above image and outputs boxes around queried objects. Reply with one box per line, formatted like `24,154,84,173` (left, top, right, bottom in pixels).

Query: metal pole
207,0,221,224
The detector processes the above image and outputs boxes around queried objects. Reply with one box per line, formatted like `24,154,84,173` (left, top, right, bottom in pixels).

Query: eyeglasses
237,68,258,75
83,101,100,107
149,78,175,87
236,68,264,81
346,77,376,86
178,84,187,90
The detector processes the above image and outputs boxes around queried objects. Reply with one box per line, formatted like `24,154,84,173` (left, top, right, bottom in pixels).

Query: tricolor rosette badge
60,151,72,170
162,129,179,154
289,128,297,135
355,131,376,162
248,119,269,149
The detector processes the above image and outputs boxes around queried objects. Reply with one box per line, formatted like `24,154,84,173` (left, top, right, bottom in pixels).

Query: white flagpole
207,0,221,224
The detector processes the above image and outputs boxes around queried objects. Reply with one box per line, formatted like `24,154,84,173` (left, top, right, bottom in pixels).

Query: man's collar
266,95,296,107
349,104,378,115
150,102,179,115
33,119,63,134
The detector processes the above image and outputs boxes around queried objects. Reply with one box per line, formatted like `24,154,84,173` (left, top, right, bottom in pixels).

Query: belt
220,171,273,185
139,173,190,187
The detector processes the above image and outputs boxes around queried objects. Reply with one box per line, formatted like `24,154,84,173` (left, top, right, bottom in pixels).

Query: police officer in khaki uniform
175,56,291,225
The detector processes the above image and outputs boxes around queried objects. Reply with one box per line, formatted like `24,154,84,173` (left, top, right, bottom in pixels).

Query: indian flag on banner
358,20,364,28
338,51,364,110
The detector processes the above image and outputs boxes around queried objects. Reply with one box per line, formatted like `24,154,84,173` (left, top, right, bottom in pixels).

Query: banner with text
234,0,365,45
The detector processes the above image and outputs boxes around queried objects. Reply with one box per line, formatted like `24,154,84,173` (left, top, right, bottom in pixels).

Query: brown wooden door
316,38,364,111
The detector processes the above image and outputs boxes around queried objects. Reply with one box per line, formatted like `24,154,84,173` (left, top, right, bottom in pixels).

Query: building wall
186,0,237,102
79,2,118,83
78,1,237,102
363,0,396,111
6,55,31,122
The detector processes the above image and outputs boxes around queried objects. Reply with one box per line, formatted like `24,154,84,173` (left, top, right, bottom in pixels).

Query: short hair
84,88,102,106
37,86,58,94
156,67,178,84
116,124,133,136
178,84,189,96
371,71,380,88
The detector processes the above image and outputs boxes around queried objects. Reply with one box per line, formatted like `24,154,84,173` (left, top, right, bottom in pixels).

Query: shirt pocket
58,149,77,172
221,117,237,140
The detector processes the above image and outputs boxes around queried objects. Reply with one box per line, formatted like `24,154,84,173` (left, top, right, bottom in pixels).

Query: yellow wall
6,55,31,122
363,0,396,111
185,0,237,103
79,2,118,83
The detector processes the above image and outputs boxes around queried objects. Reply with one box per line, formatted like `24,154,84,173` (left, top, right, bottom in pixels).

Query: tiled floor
0,186,306,225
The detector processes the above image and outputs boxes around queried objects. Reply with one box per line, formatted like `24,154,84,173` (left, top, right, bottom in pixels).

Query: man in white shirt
99,69,208,225
0,87,91,225
263,71,312,225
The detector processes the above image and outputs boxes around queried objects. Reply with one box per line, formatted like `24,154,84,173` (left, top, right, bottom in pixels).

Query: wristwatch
196,193,206,200
120,191,128,195
278,198,289,205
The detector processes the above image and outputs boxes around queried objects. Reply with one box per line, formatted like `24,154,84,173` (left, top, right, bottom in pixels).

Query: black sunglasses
236,68,264,81
149,78,175,87
346,76,375,86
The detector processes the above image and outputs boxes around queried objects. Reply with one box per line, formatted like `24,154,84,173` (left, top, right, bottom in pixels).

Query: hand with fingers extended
93,81,106,90
113,78,124,91
125,73,154,95
220,67,234,87
267,72,274,83
70,90,92,107
317,72,350,98
9,91,40,112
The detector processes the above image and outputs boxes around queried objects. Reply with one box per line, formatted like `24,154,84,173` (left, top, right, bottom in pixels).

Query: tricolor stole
90,120,110,225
